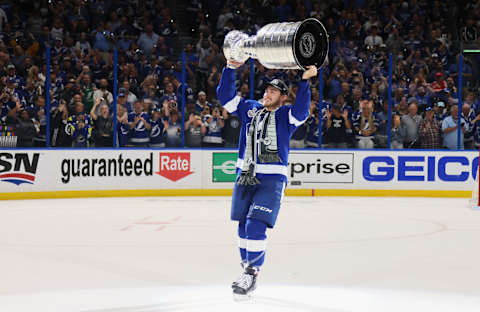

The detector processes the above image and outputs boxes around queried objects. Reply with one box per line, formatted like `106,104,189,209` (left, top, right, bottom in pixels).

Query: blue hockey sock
238,221,247,263
245,218,267,268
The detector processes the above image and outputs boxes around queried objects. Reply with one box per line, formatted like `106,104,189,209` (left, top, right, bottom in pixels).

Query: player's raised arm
289,66,317,128
216,60,245,114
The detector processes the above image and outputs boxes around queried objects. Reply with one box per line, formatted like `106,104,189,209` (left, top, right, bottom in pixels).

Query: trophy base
293,18,329,70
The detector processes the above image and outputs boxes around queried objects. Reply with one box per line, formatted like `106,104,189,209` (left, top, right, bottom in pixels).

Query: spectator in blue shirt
149,108,168,147
327,69,342,100
442,104,467,150
137,24,159,55
92,22,110,51
165,108,182,147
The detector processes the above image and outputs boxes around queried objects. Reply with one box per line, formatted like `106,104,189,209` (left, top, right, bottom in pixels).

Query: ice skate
232,266,258,300
231,261,247,288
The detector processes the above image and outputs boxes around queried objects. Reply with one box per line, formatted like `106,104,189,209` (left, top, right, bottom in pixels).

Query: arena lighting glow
462,49,480,53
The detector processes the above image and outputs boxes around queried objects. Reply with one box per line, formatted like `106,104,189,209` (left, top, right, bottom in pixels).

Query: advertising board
0,149,476,199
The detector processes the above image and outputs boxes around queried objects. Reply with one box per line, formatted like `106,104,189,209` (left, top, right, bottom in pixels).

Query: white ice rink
1,196,480,311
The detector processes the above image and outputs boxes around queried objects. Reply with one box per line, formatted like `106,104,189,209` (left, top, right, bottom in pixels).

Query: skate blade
233,292,254,302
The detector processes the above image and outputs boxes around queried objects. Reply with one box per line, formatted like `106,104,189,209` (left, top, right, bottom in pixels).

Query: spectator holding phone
161,100,181,147
391,114,406,149
149,108,168,147
202,106,224,147
185,112,206,147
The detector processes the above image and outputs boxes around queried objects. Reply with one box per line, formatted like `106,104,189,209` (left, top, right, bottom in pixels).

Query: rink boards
0,149,476,199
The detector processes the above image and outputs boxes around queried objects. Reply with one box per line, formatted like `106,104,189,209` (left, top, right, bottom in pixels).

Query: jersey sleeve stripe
289,109,307,126
224,95,241,113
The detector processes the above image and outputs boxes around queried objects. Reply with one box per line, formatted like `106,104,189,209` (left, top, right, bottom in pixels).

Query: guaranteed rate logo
61,153,153,184
156,152,193,182
0,153,40,185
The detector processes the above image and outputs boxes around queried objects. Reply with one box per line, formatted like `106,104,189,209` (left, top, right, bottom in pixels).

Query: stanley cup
223,18,329,70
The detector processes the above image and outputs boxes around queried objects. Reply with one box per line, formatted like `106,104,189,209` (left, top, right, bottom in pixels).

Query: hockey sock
245,218,267,268
238,221,247,263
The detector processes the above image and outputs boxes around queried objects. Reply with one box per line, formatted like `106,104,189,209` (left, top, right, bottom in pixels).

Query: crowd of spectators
0,0,479,150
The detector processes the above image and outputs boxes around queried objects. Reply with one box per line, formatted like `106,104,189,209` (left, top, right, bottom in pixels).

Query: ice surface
0,196,479,311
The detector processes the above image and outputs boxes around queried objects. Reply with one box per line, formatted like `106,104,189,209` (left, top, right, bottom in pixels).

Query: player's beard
263,97,282,110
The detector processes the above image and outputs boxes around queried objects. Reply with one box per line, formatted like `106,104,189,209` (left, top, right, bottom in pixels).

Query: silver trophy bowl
223,18,329,70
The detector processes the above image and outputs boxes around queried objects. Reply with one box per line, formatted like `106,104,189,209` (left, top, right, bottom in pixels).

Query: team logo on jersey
150,124,162,138
135,120,146,131
0,153,39,185
230,119,240,128
209,122,219,131
77,134,85,143
156,152,194,182
247,107,257,118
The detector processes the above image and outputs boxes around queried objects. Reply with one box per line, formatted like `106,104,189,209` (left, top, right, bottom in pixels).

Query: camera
169,100,177,109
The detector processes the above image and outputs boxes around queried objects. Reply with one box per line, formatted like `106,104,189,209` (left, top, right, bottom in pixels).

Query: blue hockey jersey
128,112,151,144
216,67,310,182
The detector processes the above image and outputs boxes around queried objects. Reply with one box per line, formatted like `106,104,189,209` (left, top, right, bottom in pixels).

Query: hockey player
217,59,317,297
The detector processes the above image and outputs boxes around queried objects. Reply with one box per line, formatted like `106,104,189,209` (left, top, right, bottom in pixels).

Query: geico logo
61,153,154,184
288,159,351,178
363,156,479,182
253,205,272,213
0,153,39,174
